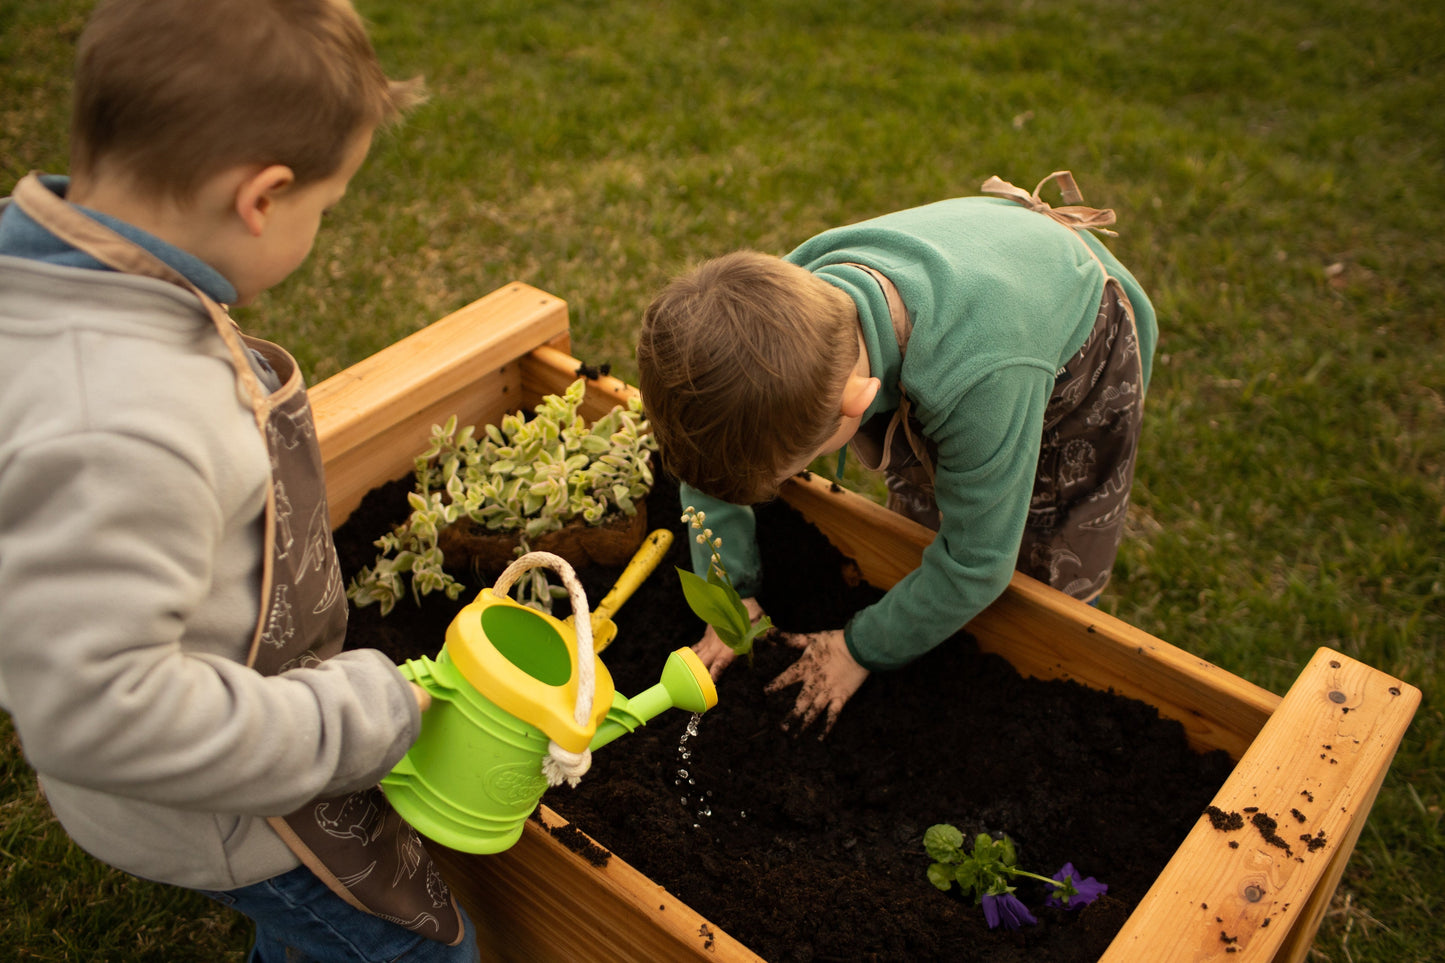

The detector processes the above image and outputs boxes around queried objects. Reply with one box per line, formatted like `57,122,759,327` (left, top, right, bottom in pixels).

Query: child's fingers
767,632,869,738
692,632,737,681
767,655,827,733
776,630,820,651
764,656,806,692
780,680,840,739
790,693,826,733
817,702,844,739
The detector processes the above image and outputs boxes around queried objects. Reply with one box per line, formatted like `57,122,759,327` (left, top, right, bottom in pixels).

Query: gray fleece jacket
0,188,420,891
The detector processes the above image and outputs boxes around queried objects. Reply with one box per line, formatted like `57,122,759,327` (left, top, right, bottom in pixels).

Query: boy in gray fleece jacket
0,1,478,958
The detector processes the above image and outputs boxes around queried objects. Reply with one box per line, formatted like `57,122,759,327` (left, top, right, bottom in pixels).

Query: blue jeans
201,864,479,963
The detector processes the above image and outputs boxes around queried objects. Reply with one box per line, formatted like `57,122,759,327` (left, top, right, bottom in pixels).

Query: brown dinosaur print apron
11,174,462,945
846,171,1145,602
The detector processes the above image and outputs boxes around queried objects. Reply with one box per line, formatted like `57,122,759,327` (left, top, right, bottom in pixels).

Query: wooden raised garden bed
311,283,1420,962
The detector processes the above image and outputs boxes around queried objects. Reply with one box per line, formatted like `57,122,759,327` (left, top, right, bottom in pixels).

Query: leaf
973,833,1005,862
998,835,1018,867
927,863,957,892
954,860,988,900
924,824,965,863
738,613,772,653
677,567,751,645
357,375,656,620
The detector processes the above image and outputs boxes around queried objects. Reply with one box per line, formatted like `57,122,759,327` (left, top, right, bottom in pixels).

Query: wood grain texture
431,807,763,963
311,282,569,526
1101,648,1419,962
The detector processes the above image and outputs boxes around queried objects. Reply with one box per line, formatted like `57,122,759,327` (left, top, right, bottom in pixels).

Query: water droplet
676,714,710,829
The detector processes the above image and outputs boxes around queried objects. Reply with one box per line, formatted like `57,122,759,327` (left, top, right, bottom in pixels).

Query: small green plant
924,823,1106,929
675,506,772,658
347,378,656,615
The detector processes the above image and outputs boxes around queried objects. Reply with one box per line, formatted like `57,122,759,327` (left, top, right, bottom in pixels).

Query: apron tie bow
980,170,1118,237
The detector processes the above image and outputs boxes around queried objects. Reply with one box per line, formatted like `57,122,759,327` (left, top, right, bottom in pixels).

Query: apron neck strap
980,171,1119,237
10,173,271,411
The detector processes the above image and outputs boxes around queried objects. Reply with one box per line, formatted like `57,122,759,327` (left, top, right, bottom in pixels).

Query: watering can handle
492,552,596,787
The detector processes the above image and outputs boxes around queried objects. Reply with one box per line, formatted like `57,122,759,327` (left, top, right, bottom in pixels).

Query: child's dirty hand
766,629,869,738
691,596,767,681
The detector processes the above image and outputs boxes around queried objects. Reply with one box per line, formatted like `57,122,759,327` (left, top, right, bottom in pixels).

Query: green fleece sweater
682,196,1157,670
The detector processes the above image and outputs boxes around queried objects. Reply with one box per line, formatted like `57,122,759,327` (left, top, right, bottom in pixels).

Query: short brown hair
637,251,859,505
71,0,425,199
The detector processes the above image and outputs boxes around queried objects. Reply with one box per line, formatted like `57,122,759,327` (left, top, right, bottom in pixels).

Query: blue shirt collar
0,174,238,304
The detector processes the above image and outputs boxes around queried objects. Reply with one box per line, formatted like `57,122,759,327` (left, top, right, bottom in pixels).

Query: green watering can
380,543,717,855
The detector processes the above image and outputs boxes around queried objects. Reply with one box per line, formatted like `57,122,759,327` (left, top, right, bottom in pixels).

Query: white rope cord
493,552,595,787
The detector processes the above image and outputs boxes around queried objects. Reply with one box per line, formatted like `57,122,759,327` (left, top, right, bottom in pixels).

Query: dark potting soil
336,476,1235,963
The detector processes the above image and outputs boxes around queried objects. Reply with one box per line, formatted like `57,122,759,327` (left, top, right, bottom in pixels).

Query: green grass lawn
3,0,1442,959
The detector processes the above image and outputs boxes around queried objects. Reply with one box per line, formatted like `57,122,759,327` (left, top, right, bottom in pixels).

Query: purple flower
1046,863,1108,909
982,891,1038,929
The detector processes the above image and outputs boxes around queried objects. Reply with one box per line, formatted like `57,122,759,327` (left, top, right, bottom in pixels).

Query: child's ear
234,164,296,237
840,374,880,418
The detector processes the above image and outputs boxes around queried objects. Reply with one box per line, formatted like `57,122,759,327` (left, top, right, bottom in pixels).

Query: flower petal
1047,863,1109,909
982,892,1038,929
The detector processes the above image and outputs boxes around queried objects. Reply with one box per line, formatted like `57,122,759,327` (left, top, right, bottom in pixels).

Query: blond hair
70,0,425,199
637,251,860,505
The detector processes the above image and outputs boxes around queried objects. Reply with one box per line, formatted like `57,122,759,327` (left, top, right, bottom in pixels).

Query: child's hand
409,682,432,713
691,596,767,681
766,629,869,738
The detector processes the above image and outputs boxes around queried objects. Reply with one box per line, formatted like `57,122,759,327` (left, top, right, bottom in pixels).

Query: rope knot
543,742,593,787
980,171,1118,237
494,551,599,788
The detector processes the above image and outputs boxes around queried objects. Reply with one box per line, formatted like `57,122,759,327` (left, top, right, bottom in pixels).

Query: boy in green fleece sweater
636,173,1157,735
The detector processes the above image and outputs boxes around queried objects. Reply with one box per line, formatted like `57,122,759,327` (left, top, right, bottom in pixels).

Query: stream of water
676,711,730,828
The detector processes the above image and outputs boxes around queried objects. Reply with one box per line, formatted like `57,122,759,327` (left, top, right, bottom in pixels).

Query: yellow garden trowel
568,528,674,653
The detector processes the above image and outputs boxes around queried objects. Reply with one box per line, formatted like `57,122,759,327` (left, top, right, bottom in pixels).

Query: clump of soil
337,476,1234,962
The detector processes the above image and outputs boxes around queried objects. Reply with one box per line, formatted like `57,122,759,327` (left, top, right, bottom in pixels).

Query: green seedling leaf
924,824,965,863
676,506,774,658
927,863,957,892
919,823,1104,927
677,567,751,644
